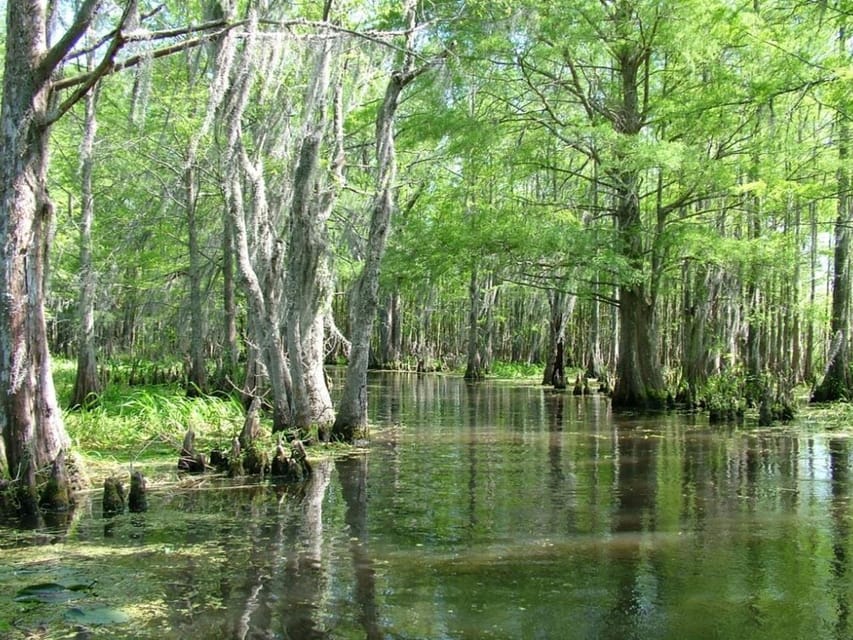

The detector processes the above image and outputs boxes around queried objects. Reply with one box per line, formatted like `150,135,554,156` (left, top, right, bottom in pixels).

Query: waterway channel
1,372,851,639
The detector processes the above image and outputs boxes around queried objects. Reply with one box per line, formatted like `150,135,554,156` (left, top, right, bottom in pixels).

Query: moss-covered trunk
0,0,87,513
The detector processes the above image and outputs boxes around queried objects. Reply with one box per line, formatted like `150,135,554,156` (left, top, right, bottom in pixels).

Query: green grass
52,359,252,484
487,360,545,380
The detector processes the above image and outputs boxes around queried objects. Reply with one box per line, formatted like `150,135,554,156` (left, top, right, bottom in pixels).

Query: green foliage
703,369,746,418
27,0,853,423
488,360,544,380
55,360,246,459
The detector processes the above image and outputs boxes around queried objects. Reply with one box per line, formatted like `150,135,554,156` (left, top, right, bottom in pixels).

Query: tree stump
178,429,206,473
40,451,73,512
228,437,244,478
102,477,125,517
270,438,290,477
209,449,228,472
243,444,269,477
128,471,148,513
237,399,269,475
239,397,261,451
271,438,312,482
290,439,312,479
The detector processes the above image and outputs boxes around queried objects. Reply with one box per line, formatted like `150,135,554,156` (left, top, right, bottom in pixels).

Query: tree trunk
585,285,606,380
377,288,402,368
813,20,852,401
613,285,665,408
185,162,208,396
217,212,239,391
1,0,91,512
218,24,294,431
805,201,818,382
285,37,338,435
610,162,665,408
463,266,484,380
70,71,100,410
227,175,293,430
480,273,497,372
334,29,425,438
542,290,575,386
608,33,666,409
813,105,852,401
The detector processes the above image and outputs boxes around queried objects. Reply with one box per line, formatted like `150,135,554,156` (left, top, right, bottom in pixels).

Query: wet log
178,429,206,473
128,471,148,513
102,477,126,517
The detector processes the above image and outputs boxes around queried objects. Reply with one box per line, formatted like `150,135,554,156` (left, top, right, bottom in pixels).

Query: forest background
3,0,853,513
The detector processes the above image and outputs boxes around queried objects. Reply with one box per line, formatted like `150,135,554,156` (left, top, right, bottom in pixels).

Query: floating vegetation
64,605,131,625
14,581,93,603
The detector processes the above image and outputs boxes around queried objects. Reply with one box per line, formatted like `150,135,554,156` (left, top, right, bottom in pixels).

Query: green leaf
64,606,131,625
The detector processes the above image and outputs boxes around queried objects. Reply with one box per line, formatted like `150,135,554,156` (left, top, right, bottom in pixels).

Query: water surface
2,373,851,639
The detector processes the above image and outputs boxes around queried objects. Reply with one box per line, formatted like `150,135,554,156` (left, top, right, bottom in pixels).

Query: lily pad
14,582,91,603
64,606,130,625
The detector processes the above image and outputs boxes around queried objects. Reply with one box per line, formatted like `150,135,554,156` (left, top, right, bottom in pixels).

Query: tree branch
64,4,166,63
38,0,102,81
52,19,240,93
45,1,141,126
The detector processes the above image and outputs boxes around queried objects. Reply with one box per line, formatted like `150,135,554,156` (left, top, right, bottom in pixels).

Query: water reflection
830,438,849,640
2,373,853,639
337,454,381,639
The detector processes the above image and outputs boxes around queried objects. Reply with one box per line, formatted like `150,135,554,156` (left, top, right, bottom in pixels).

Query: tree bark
813,106,852,401
218,21,293,431
285,126,335,433
226,168,293,430
0,0,94,512
334,20,425,438
542,290,575,386
185,162,208,396
813,17,852,401
218,211,239,391
463,266,484,380
377,288,402,368
70,68,101,410
805,201,818,383
606,20,666,408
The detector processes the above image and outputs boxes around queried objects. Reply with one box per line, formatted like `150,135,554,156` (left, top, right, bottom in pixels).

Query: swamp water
1,372,852,639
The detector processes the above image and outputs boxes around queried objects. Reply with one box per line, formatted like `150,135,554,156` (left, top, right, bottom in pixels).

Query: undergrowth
488,360,544,379
53,360,251,471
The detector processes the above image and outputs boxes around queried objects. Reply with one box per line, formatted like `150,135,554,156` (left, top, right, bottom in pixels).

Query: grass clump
53,359,250,484
63,384,246,456
488,360,544,380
